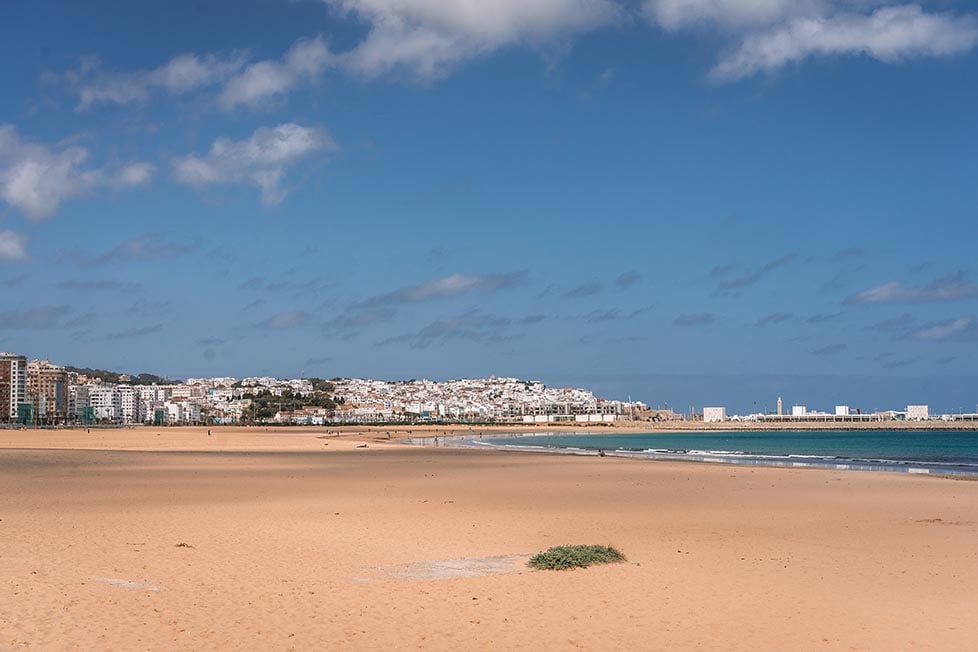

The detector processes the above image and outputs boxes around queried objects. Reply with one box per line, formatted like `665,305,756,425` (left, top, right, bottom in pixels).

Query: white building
138,386,171,402
907,405,930,421
119,386,139,424
703,407,727,423
792,405,807,417
208,388,234,401
164,400,201,425
90,387,122,423
835,405,850,416
211,399,251,424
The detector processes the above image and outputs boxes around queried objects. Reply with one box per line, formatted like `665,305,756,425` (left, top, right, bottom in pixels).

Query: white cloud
0,125,152,220
324,0,621,78
711,5,978,81
173,123,337,205
646,0,823,30
362,271,527,306
643,2,978,81
117,162,155,187
218,36,332,110
0,231,29,261
76,73,151,108
152,53,245,93
845,272,978,304
65,39,328,112
910,317,976,342
75,53,246,110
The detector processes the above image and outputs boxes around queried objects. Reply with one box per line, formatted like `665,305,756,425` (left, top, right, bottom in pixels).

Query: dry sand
2,427,977,650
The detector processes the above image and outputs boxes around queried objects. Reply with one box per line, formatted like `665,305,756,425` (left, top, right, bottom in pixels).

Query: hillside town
0,351,644,426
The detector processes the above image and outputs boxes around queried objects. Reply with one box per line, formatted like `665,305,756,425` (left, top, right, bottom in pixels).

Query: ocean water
483,430,978,475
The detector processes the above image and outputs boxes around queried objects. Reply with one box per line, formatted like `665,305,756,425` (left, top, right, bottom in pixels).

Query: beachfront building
69,385,90,422
27,360,70,425
907,405,930,421
163,400,201,425
272,408,330,425
90,387,122,423
119,386,140,424
60,379,228,426
757,403,886,423
210,399,252,424
521,413,619,424
0,352,28,422
703,407,727,423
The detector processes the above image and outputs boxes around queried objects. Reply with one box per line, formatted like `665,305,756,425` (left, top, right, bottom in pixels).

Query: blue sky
2,0,978,412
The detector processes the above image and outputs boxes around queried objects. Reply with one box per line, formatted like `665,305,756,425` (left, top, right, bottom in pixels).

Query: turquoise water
485,430,978,474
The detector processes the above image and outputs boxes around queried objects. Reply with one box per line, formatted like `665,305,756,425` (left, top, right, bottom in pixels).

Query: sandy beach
2,426,977,650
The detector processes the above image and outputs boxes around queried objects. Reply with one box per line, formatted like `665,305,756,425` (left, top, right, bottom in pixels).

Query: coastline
2,426,977,650
405,429,978,477
6,424,977,475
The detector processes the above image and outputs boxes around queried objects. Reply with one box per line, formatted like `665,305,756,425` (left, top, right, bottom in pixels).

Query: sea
477,430,978,476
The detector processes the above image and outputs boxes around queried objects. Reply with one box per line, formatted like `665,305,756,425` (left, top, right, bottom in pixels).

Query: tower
777,396,783,416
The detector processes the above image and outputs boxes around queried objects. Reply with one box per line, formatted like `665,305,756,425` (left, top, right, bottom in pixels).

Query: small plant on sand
527,545,625,570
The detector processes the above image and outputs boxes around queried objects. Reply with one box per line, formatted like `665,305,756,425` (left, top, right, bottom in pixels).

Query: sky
2,0,978,413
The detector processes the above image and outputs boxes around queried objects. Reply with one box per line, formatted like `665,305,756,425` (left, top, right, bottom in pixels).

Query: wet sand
1,427,977,650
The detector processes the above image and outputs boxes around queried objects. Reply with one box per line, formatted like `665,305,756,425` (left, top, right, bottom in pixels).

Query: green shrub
527,545,625,570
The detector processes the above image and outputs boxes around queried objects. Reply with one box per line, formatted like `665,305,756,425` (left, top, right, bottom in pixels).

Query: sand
2,427,977,650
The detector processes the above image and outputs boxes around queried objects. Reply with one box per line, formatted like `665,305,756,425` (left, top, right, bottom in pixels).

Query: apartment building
0,352,28,421
69,385,92,423
90,386,122,423
27,360,70,424
119,386,140,424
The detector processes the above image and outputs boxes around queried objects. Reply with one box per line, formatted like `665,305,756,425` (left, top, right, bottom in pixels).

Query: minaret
777,396,783,416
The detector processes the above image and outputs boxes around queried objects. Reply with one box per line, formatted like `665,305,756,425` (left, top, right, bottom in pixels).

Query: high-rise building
70,385,91,422
119,385,139,424
27,360,70,424
90,387,122,423
1,352,28,421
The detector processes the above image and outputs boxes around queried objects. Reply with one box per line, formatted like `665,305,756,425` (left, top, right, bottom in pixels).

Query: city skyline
4,348,976,419
1,350,645,426
3,1,978,411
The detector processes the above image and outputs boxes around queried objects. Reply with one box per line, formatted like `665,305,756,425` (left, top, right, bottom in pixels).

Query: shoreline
404,430,978,478
5,425,978,476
